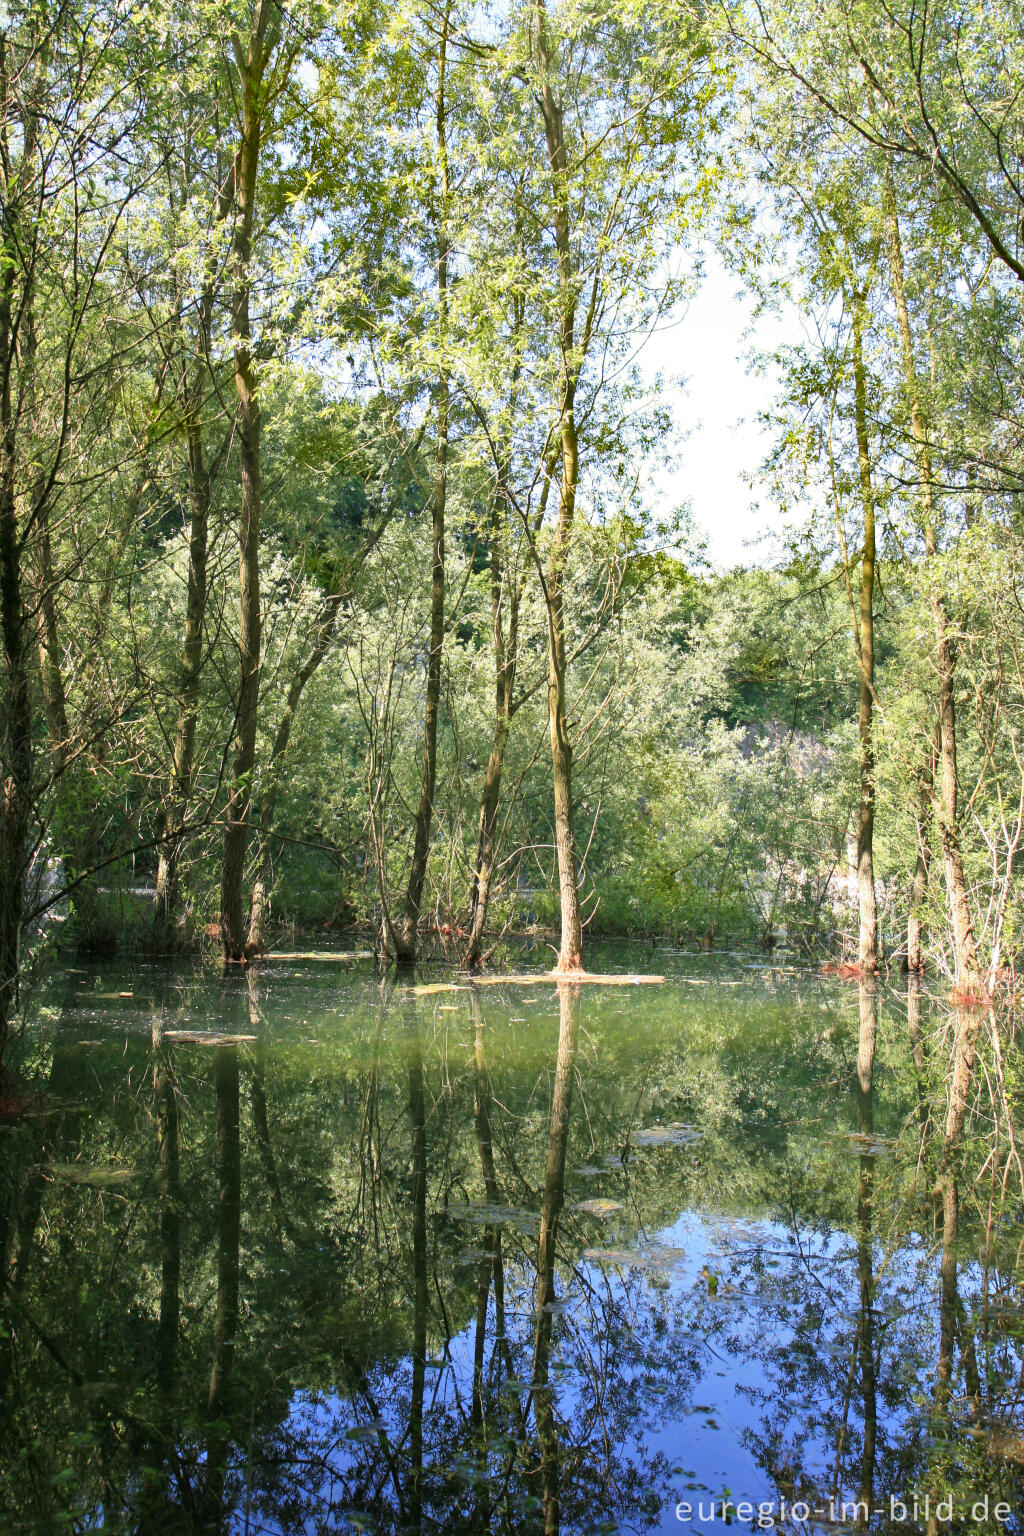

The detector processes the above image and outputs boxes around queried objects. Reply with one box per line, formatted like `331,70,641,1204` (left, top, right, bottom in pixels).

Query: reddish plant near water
949,983,992,1007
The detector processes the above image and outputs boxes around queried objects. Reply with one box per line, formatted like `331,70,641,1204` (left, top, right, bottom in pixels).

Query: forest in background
1,0,1023,1043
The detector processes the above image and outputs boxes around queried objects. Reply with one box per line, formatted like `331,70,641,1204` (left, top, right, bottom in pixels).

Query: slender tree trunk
906,742,934,972
464,530,524,968
534,0,584,972
154,306,215,948
392,16,450,967
851,292,878,973
220,35,272,963
884,165,981,991
0,201,30,1056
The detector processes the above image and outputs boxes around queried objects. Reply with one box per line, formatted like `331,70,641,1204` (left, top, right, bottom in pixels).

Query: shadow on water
1,949,1023,1533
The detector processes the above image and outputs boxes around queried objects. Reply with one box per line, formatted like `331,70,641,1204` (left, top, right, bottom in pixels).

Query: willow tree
142,27,236,951
735,0,1024,991
218,0,293,962
512,0,714,971
0,2,146,1048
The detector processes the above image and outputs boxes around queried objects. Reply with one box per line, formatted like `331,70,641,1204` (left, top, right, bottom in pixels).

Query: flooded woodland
3,0,1024,1529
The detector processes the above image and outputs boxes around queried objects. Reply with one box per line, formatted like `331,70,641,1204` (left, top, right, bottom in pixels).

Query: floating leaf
45,1163,135,1189
842,1132,896,1156
164,1031,256,1046
453,1248,489,1266
583,1247,651,1269
573,1198,625,1218
631,1123,701,1148
444,1202,539,1235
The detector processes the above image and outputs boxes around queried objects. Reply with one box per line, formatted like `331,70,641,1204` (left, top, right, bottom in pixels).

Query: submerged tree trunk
534,0,584,973
855,983,877,1518
392,15,450,968
531,983,579,1532
151,1018,181,1393
406,1007,429,1529
851,290,878,973
884,165,980,992
204,1039,242,1525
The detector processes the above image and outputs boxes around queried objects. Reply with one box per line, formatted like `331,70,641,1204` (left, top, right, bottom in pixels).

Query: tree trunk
884,164,981,991
220,25,275,963
0,203,31,1056
906,741,935,972
534,0,584,972
392,16,450,967
851,291,878,973
463,521,525,968
154,303,215,948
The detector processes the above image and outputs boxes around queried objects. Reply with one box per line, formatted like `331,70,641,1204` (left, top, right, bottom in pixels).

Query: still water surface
1,945,1022,1533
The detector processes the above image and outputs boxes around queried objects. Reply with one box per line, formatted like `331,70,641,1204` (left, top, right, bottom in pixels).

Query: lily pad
444,1202,539,1235
631,1123,701,1148
584,1244,686,1272
45,1162,135,1189
583,1246,652,1269
573,1198,625,1218
453,1248,489,1266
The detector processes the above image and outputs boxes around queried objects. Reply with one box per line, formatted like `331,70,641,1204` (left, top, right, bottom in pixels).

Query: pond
1,944,1022,1534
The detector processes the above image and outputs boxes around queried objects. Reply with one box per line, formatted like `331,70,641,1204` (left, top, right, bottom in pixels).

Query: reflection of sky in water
259,1209,945,1535
5,948,1023,1534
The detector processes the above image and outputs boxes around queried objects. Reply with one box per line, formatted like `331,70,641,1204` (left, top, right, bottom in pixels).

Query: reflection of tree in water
2,972,1023,1532
248,982,699,1533
701,985,1024,1526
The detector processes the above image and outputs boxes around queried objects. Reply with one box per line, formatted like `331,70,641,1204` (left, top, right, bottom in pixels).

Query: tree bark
851,290,878,973
883,164,981,991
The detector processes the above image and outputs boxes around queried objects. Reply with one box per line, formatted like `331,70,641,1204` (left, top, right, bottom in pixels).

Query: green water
1,945,1022,1533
